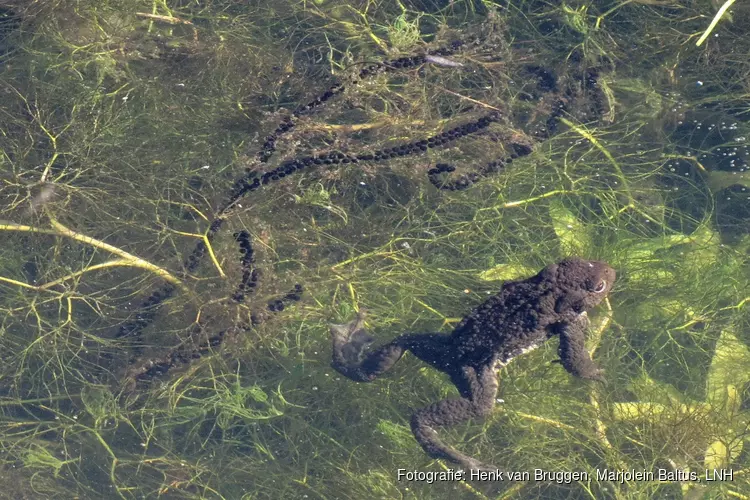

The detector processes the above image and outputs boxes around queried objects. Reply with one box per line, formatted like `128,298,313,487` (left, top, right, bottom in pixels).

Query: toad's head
542,258,616,315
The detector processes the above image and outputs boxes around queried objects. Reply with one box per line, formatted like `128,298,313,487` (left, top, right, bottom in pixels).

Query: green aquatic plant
696,0,737,46
23,443,78,478
200,368,285,430
612,324,750,498
387,10,423,52
0,0,749,498
80,384,120,430
293,182,349,225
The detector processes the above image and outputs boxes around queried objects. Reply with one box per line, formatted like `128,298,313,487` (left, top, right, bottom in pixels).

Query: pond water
0,1,748,498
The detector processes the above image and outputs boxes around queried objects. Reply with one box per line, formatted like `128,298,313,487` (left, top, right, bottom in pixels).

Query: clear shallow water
0,1,748,498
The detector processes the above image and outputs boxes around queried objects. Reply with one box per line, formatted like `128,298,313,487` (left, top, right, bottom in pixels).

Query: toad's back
449,272,566,367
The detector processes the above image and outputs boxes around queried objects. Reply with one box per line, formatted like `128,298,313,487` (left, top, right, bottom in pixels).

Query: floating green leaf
478,263,536,282
706,329,750,409
549,198,591,254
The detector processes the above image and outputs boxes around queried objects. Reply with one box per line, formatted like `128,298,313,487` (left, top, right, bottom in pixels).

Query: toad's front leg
411,364,499,471
556,313,605,382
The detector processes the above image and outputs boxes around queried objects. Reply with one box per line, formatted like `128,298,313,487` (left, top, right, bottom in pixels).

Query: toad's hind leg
411,364,499,470
330,312,449,382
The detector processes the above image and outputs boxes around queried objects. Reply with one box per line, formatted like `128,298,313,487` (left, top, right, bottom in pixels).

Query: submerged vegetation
0,0,748,498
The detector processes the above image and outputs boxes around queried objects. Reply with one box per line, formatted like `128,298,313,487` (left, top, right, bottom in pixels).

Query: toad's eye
594,280,607,293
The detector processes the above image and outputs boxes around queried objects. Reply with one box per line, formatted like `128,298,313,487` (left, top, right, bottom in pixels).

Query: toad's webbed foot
330,311,374,369
330,313,452,383
330,310,408,382
411,364,499,471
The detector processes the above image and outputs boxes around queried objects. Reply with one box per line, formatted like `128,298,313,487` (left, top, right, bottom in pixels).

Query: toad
330,258,615,470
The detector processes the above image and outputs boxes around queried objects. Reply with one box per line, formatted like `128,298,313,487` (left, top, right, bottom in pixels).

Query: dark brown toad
330,257,615,470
